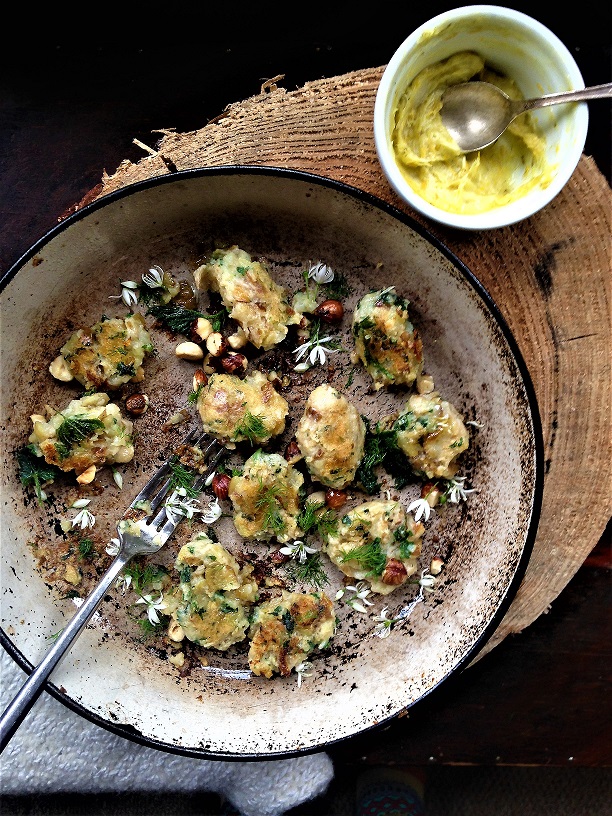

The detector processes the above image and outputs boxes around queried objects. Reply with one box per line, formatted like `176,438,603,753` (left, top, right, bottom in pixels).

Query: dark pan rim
0,165,544,760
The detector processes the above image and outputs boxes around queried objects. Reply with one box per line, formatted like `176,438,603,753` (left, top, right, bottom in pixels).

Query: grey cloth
0,647,333,815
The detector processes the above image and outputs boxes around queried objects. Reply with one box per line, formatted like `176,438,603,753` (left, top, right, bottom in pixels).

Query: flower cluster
109,265,167,308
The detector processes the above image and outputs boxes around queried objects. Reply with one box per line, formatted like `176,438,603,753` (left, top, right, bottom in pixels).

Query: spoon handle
521,82,612,113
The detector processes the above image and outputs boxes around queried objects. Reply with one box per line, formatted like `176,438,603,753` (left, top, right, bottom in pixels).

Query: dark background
1,2,610,770
0,2,610,274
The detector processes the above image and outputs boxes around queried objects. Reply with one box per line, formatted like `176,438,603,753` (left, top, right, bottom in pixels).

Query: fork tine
147,439,227,539
125,427,200,515
146,433,225,515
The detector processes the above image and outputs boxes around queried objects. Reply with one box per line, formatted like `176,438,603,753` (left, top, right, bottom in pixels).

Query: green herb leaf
168,456,199,497
234,411,267,444
56,415,104,450
15,445,61,504
297,501,338,540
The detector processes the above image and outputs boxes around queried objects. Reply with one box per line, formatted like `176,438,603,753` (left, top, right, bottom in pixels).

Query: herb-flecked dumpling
50,314,153,390
352,287,423,390
228,449,304,543
392,391,469,479
248,590,336,678
193,245,303,351
325,499,423,595
196,370,289,445
162,533,259,651
28,392,134,476
295,384,366,489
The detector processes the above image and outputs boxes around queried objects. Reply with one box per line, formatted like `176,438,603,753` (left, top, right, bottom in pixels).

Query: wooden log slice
78,66,612,658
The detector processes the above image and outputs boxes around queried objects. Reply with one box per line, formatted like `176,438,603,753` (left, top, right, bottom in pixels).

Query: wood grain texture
83,66,612,657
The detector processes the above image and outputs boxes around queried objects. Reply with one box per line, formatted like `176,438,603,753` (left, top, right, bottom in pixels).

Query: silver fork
0,428,226,753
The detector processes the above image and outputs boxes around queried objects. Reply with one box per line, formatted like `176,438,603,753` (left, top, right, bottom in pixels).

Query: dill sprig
123,561,167,595
286,552,330,590
341,537,387,577
15,444,61,504
168,456,199,497
56,415,105,450
297,501,338,540
254,481,286,535
234,411,267,444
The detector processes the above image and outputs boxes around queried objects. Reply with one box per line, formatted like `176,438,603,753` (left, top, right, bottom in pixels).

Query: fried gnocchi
248,590,336,678
352,288,423,389
196,370,289,444
50,314,153,391
193,245,302,351
228,450,304,543
325,500,423,595
295,384,366,489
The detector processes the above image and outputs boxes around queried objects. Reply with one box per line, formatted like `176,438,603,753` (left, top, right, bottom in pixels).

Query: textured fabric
0,648,333,816
356,768,426,816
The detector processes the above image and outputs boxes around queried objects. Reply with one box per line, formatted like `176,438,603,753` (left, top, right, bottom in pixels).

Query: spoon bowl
441,81,612,153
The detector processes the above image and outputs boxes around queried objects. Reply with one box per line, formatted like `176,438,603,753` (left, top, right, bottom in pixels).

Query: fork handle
0,552,129,754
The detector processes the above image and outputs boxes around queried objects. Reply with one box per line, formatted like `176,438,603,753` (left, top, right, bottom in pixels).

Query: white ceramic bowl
374,5,588,230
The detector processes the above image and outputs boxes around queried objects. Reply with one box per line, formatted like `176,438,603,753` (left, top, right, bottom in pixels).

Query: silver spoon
440,81,612,153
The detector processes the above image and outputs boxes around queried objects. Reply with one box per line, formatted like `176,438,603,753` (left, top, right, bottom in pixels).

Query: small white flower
142,265,165,288
446,476,476,504
308,262,334,284
106,538,121,556
109,280,139,308
343,581,375,614
293,334,339,369
112,468,123,490
279,540,318,564
136,592,165,625
71,499,96,529
466,420,485,429
407,498,431,522
418,570,437,592
201,496,222,525
295,660,314,688
115,573,132,593
372,606,400,639
164,488,201,524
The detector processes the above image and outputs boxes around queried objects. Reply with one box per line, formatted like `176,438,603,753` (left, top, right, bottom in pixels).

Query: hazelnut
192,317,213,342
49,355,74,382
284,439,302,464
421,482,442,507
382,558,408,586
206,332,228,357
176,341,204,361
221,352,247,375
430,557,444,575
212,472,231,501
125,393,150,416
325,488,347,509
228,326,248,350
192,368,208,391
76,464,97,485
314,299,344,323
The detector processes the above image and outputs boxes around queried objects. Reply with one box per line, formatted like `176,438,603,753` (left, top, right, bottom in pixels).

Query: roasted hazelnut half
221,353,248,375
382,558,408,586
125,393,150,416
